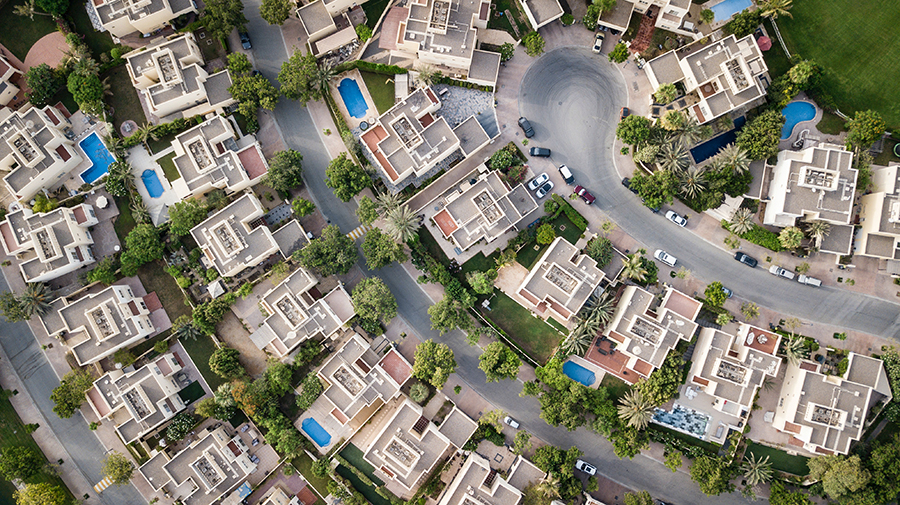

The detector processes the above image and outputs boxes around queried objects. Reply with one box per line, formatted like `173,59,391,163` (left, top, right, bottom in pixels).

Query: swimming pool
652,404,711,439
563,360,596,387
301,418,332,447
141,169,164,198
709,0,752,22
780,101,817,140
79,132,116,184
689,116,746,163
337,78,369,119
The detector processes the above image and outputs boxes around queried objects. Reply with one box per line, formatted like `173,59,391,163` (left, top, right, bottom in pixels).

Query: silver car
536,181,554,199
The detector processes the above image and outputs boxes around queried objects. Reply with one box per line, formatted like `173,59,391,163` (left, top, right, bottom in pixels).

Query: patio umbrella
756,36,772,51
96,196,108,208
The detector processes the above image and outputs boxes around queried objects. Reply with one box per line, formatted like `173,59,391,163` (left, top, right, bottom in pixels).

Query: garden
359,71,395,114
481,290,564,365
743,441,809,476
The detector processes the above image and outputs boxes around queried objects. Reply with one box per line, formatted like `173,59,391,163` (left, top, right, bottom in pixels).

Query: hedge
721,220,784,252
121,115,203,149
332,60,409,76
433,75,494,93
550,194,588,231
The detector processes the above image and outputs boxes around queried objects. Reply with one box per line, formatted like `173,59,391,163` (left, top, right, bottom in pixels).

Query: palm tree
730,208,754,235
416,65,441,86
804,220,830,249
783,335,804,366
675,117,704,146
622,253,648,282
130,198,150,224
134,123,155,150
742,453,773,486
560,332,594,357
71,57,100,78
657,141,691,173
617,389,655,430
759,0,793,20
100,76,114,98
174,317,204,341
385,205,419,243
716,143,751,175
102,134,125,159
375,191,402,216
13,0,51,19
109,160,135,192
679,165,707,199
534,474,561,500
314,64,337,98
60,45,91,69
20,283,53,318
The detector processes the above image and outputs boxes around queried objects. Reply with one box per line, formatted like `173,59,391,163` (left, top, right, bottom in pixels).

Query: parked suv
574,185,595,204
558,164,575,184
769,265,795,280
239,31,252,50
529,146,551,157
518,117,535,138
592,32,605,53
734,251,758,268
654,249,677,267
575,459,597,475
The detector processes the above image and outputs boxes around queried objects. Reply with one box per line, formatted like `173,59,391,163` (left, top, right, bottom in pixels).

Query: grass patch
460,250,499,276
600,374,631,401
292,453,333,498
231,113,249,136
483,290,563,364
744,441,810,476
761,20,792,79
194,27,226,63
546,317,567,333
622,12,642,41
775,0,900,127
517,242,548,270
816,111,846,135
418,227,451,266
648,423,721,454
129,329,171,358
177,381,207,405
50,88,79,115
358,71,395,114
336,465,391,505
339,444,384,486
137,260,191,322
0,0,56,60
179,334,225,391
362,0,391,29
874,136,900,166
549,213,583,245
102,65,146,133
67,1,116,56
148,133,177,154
157,152,180,182
112,195,136,243
487,0,531,40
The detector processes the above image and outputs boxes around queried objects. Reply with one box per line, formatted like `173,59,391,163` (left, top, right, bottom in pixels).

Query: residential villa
139,424,258,505
41,284,156,365
0,54,23,107
515,236,604,326
519,0,564,30
296,0,359,58
379,0,502,86
168,115,269,200
772,352,892,455
763,144,858,255
644,34,768,124
430,168,537,251
855,163,900,262
249,267,355,361
587,286,700,384
598,0,695,35
124,33,235,120
91,0,197,38
0,203,98,283
1,105,82,201
85,351,190,444
258,484,308,505
684,324,781,443
437,452,526,505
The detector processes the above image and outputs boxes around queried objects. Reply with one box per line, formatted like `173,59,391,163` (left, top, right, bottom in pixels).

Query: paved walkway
23,32,69,71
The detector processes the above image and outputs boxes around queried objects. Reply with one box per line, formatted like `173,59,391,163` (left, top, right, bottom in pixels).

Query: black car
239,32,251,50
734,251,759,268
622,177,638,194
529,146,551,157
518,117,535,138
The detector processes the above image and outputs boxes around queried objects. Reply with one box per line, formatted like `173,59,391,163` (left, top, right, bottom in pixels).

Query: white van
558,164,574,184
797,274,822,287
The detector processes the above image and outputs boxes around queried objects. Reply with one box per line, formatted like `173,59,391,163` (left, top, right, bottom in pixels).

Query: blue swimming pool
709,0,752,22
563,361,596,387
689,115,746,163
301,418,332,447
337,78,369,119
780,101,816,140
652,404,711,439
141,169,164,198
79,132,116,184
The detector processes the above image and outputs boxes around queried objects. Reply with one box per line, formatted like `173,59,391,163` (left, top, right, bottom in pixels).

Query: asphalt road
518,47,900,340
0,274,144,505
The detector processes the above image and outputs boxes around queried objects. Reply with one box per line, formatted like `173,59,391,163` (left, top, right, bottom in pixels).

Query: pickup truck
769,265,795,280
797,274,822,287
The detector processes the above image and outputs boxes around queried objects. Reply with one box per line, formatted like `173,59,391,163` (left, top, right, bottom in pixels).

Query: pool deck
60,114,116,194
776,94,851,153
565,355,606,389
330,69,380,130
703,0,756,30
128,145,180,226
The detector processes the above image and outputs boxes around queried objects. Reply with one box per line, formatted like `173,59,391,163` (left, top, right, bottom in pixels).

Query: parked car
734,251,758,268
518,117,535,138
665,210,687,227
797,274,822,287
503,416,520,429
769,265,795,280
622,177,638,194
574,185,595,204
530,146,551,157
620,107,630,120
592,32,605,53
527,173,549,191
239,32,252,50
644,199,660,213
654,249,677,267
536,181,554,199
575,459,597,475
723,286,733,298
558,164,575,184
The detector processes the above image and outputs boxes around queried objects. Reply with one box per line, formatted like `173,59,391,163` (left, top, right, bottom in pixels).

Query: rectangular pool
301,417,332,447
689,116,746,164
709,0,752,22
338,78,370,119
563,360,596,387
78,132,116,184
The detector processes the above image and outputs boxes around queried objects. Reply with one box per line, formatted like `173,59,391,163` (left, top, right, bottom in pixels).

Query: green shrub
550,194,588,231
410,383,429,403
721,221,784,252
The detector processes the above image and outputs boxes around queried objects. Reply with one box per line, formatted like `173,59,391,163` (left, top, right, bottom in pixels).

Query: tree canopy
629,169,677,210
845,110,886,151
102,452,134,485
227,55,279,131
263,149,304,192
293,224,358,276
292,198,315,217
412,340,456,388
34,0,68,16
634,351,684,406
362,228,407,269
478,342,521,382
168,198,208,236
427,296,472,335
203,0,248,39
616,115,652,145
0,446,43,481
325,153,370,202
121,224,164,275
356,196,378,225
264,360,294,397
351,277,398,328
278,50,321,104
51,369,94,418
736,110,785,160
704,281,727,308
209,347,245,379
13,483,67,505
67,72,103,112
585,236,614,267
465,269,497,295
609,43,629,63
808,454,871,502
259,0,292,24
25,64,61,107
522,32,545,57
724,9,761,37
523,357,617,432
689,455,735,496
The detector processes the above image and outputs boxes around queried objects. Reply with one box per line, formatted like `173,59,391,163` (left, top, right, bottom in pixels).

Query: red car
574,185,595,204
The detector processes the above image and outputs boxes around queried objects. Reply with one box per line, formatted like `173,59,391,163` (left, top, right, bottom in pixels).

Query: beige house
169,115,269,199
431,168,537,251
0,204,98,283
0,55,23,107
520,0,564,30
249,267,356,360
599,0,694,35
772,353,892,455
85,352,188,444
763,144,857,255
437,452,525,505
41,284,156,365
258,485,298,505
1,105,82,201
516,236,604,325
92,0,197,39
855,163,900,261
360,87,491,188
645,34,768,124
296,1,359,58
124,33,235,119
379,0,501,86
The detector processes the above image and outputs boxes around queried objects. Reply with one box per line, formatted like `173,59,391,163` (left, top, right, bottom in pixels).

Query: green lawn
137,260,191,322
0,1,56,60
194,27,226,63
483,290,563,364
359,71,395,114
517,242,548,270
103,65,147,133
179,334,226,391
549,213,583,245
112,195,136,243
775,0,900,127
363,0,391,29
487,0,531,40
51,88,80,115
177,381,206,404
67,1,116,57
648,424,721,454
816,111,846,135
148,132,177,154
418,228,451,266
744,441,810,476
292,453,333,498
600,374,631,401
874,136,900,166
157,152,180,182
761,20,792,79
460,250,499,276
335,465,391,505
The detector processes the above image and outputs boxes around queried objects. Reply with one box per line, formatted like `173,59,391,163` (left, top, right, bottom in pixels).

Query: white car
536,181,554,199
527,173,549,191
654,249,677,267
503,416,520,429
575,459,597,475
665,210,687,227
769,265,795,280
592,32,605,53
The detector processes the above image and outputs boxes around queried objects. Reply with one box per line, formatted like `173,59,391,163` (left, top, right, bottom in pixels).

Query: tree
355,24,373,42
325,153,369,202
808,454,870,501
617,389,655,430
653,83,678,104
845,110,886,151
724,9,762,37
623,491,653,505
0,446,43,481
13,0,53,19
67,72,103,111
782,335,804,366
536,223,556,245
700,8,714,24
630,170,677,210
657,141,690,173
203,0,247,39
742,453,773,486
124,223,164,265
730,207,754,235
356,196,378,225
296,374,324,409
0,291,27,323
664,450,683,472
102,452,134,485
279,50,321,104
759,0,792,20
263,149,304,192
716,143,751,174
292,198,315,217
499,42,515,61
361,228,406,269
209,347,245,379
19,283,52,318
534,474,562,500
522,32,545,57
584,236,613,267
778,226,804,250
513,430,532,455
351,277,398,327
660,110,685,131
465,269,497,295
50,369,93,418
34,0,68,17
427,297,472,335
229,70,279,128
265,360,294,396
736,110,785,160
173,315,204,341
13,483,67,505
634,351,684,405
741,301,759,320
293,224,358,276
478,342,521,382
678,165,707,198
616,115,652,145
166,411,197,441
410,382,429,403
24,64,61,107
787,59,819,88
689,455,734,496
768,482,813,505
167,198,208,236
704,281,728,308
413,340,456,388
609,43,629,63
195,396,234,420
259,0,292,24
622,253,649,282
103,160,133,198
